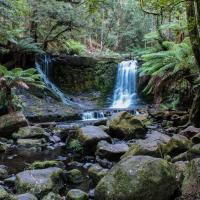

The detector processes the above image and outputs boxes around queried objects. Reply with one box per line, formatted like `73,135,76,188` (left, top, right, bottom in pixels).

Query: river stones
94,156,177,200
0,112,28,137
88,164,108,185
107,111,147,139
67,189,88,200
15,167,64,197
78,126,111,150
42,192,62,200
96,141,129,161
12,126,48,139
15,193,38,200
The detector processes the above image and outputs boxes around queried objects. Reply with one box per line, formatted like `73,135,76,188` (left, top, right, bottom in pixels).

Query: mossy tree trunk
186,0,200,127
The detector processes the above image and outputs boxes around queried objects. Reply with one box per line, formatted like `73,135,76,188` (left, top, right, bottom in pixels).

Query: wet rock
162,135,192,157
172,152,190,162
0,112,28,137
68,161,83,168
192,132,200,144
179,126,200,139
67,169,84,184
88,164,108,185
28,160,65,169
107,111,147,139
174,161,188,183
42,192,62,200
191,144,200,154
78,126,111,150
0,141,9,152
0,165,8,179
15,193,38,200
17,139,45,147
12,127,48,139
15,167,64,196
94,156,177,200
177,159,200,200
96,141,129,161
96,157,113,169
67,189,88,200
122,131,170,158
0,186,15,200
4,176,16,187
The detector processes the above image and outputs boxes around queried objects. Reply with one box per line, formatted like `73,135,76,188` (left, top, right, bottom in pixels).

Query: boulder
88,164,108,185
162,135,192,157
17,139,44,147
122,131,170,158
0,112,28,137
179,126,200,139
174,161,188,183
96,141,129,161
94,156,177,200
15,193,38,200
42,192,62,200
15,167,64,196
67,169,84,184
78,126,111,150
107,112,147,139
177,159,200,200
0,165,8,179
12,127,48,139
0,186,15,200
67,189,88,200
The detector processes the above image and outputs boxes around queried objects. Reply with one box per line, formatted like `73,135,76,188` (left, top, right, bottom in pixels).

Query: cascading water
82,111,105,121
35,55,71,105
111,60,138,109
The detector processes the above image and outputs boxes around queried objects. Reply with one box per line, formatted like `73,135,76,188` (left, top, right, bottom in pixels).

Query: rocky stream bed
0,101,200,200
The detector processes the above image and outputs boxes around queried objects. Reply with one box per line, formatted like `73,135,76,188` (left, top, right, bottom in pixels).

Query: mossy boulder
42,192,62,200
107,112,147,140
12,126,48,139
67,189,88,200
94,156,177,200
67,169,84,184
0,112,28,138
78,126,111,150
15,167,64,197
0,187,16,200
0,165,8,179
17,139,44,147
162,135,192,157
88,164,108,185
28,160,65,170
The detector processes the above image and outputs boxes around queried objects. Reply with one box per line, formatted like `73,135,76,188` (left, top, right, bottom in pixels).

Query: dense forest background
0,0,200,126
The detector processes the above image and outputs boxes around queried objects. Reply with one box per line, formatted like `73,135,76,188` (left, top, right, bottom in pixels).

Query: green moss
28,160,62,169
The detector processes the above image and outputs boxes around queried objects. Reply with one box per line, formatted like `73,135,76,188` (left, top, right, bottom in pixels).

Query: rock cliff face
51,55,118,95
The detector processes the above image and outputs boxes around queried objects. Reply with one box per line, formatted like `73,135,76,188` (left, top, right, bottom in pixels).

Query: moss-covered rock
12,126,48,139
0,187,16,200
107,111,148,140
15,167,64,197
0,112,28,138
42,192,62,200
67,169,84,184
162,135,192,157
28,160,65,170
67,189,88,200
0,165,8,179
88,164,108,185
94,156,177,200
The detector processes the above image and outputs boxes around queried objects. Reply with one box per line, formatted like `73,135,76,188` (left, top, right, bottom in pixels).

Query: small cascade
111,60,138,109
82,111,106,121
35,55,71,105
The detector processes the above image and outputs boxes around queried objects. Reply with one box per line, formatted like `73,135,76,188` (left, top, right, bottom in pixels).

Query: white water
82,111,105,121
111,60,138,109
35,55,71,105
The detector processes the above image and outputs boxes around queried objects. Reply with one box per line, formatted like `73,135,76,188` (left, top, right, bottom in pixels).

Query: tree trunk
186,0,200,127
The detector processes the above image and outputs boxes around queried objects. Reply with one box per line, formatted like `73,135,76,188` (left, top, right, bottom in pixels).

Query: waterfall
82,111,105,121
111,60,138,109
35,55,71,105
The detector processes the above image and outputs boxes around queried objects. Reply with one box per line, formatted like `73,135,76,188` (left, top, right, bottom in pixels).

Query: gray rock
15,167,63,196
67,169,84,184
0,112,28,137
42,192,62,200
179,126,200,139
17,139,44,147
95,156,177,200
15,193,38,200
78,126,111,150
67,189,88,200
96,141,129,161
107,111,147,139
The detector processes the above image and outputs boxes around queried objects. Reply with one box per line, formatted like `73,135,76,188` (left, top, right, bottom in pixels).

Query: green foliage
69,139,83,152
0,65,45,112
66,39,86,55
